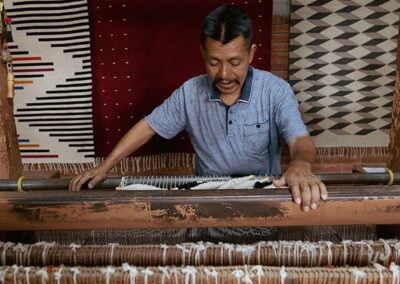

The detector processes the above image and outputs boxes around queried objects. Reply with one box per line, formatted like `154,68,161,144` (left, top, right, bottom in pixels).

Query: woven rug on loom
289,0,400,154
88,0,273,157
5,0,95,163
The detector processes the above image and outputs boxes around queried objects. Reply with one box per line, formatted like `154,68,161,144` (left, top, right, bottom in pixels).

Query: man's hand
69,166,108,192
69,119,156,192
273,160,328,211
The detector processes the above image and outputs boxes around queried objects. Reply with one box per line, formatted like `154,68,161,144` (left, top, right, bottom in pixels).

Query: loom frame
1,185,399,230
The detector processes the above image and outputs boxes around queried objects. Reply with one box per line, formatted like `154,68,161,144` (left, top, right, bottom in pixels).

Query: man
70,4,327,211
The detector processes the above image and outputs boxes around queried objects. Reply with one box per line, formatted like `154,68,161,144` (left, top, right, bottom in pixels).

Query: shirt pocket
243,119,269,154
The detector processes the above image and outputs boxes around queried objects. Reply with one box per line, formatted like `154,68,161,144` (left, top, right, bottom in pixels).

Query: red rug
88,0,273,156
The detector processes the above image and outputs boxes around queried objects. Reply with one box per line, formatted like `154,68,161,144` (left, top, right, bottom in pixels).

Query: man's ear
248,43,257,64
200,45,206,59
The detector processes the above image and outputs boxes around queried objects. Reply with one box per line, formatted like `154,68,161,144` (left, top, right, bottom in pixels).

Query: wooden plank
0,60,22,179
0,8,22,178
0,185,399,230
388,24,400,170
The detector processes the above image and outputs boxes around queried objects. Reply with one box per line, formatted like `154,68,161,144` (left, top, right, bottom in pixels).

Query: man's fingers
77,173,94,191
283,164,328,211
290,184,301,205
300,183,311,212
88,175,105,189
273,176,286,187
68,178,74,191
71,172,95,192
310,184,320,209
70,173,87,192
319,182,328,200
69,176,82,192
68,167,108,192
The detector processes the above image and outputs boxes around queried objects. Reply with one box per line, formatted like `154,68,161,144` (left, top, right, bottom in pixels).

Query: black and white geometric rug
5,0,94,163
290,0,400,148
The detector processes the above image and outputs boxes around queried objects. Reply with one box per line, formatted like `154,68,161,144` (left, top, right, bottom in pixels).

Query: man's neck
220,91,241,106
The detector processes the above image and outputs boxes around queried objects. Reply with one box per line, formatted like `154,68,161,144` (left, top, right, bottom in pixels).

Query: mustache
213,78,240,85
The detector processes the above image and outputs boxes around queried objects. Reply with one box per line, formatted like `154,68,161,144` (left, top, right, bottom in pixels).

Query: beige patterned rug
289,0,399,149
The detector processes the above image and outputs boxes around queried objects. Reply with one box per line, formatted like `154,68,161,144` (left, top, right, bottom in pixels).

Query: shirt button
228,120,233,125
256,124,260,128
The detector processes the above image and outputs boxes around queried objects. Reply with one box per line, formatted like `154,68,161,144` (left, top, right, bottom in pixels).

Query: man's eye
231,60,241,66
209,61,219,66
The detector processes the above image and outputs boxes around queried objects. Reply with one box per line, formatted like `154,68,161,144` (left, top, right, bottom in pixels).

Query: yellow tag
17,176,25,192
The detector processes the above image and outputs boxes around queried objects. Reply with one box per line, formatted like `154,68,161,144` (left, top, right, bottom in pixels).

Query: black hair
201,4,253,49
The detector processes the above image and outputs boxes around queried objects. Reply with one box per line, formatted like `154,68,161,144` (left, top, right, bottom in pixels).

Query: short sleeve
145,86,187,139
275,83,309,143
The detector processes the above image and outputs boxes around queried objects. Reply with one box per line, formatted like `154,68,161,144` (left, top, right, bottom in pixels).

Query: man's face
202,35,256,97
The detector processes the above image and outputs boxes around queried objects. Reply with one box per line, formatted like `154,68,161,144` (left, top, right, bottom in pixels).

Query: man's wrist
101,155,121,172
289,159,312,170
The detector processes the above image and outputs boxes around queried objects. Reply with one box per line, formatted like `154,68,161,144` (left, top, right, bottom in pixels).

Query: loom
0,173,400,231
2,0,400,283
1,174,400,283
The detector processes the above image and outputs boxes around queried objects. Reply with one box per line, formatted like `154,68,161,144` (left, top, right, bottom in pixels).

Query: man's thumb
273,175,287,187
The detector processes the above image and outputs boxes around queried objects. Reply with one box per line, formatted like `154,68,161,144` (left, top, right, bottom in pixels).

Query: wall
21,3,392,176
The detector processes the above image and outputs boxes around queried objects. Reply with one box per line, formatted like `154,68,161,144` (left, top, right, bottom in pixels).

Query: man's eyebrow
207,56,219,60
206,55,242,61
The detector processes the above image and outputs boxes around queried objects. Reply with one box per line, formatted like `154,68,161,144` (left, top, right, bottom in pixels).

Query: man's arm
273,135,328,211
69,118,155,191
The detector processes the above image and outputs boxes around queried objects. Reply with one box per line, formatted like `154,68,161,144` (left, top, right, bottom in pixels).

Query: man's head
201,4,253,49
201,4,256,99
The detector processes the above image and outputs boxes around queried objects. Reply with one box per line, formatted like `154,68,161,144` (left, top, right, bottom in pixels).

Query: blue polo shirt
145,67,308,175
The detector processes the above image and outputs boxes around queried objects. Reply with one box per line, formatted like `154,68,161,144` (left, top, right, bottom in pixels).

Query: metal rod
0,172,399,191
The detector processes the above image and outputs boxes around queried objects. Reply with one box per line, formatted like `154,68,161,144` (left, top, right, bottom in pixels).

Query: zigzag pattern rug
5,0,94,163
290,0,400,148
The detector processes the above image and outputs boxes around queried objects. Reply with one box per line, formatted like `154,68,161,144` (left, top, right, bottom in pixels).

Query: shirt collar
209,66,254,103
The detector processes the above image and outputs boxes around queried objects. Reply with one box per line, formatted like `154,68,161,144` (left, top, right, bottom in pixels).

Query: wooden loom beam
0,55,22,179
0,185,399,230
0,5,22,179
388,23,400,171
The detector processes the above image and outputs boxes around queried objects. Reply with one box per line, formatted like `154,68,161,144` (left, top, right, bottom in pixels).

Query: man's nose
218,63,230,79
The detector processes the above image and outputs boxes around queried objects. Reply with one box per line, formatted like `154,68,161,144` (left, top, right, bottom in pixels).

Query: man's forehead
204,36,249,54
205,35,246,45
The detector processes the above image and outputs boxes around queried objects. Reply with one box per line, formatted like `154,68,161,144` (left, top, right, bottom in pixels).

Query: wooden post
0,59,22,178
388,25,400,171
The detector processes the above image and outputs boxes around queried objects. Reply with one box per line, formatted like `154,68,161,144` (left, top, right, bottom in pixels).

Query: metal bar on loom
0,175,231,191
0,172,399,191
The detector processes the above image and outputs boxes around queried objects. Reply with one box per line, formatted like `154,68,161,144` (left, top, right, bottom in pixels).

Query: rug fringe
316,147,388,159
22,148,389,175
22,153,196,175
